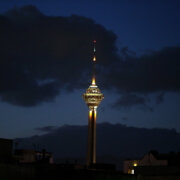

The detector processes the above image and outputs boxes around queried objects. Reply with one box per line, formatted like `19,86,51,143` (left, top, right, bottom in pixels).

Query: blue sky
0,0,180,138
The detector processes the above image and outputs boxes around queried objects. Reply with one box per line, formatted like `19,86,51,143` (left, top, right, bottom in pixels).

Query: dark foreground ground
0,163,135,180
1,163,180,180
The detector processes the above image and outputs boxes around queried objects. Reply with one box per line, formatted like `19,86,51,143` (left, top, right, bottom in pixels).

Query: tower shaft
87,108,96,166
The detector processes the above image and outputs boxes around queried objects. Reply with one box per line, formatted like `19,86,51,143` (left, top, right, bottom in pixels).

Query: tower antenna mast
92,40,96,86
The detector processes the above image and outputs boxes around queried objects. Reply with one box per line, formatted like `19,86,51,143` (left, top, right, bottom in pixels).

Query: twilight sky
0,0,180,138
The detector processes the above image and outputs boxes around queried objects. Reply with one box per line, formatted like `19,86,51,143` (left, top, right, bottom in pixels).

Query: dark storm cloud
112,94,146,107
156,92,164,104
120,46,136,58
18,123,180,158
105,46,180,109
111,94,153,111
35,126,57,133
105,46,180,93
121,117,128,121
0,6,180,108
0,5,118,106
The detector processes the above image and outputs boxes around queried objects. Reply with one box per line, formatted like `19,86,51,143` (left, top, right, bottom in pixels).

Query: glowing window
133,163,137,167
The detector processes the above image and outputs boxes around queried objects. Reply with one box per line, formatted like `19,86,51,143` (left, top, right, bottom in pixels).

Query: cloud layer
0,5,118,106
0,5,180,108
105,46,180,108
16,123,180,159
35,126,58,133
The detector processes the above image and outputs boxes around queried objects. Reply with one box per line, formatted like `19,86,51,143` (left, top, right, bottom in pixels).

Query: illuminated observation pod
82,85,104,109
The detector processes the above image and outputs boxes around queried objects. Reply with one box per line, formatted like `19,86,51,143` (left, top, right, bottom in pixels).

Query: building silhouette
124,150,180,178
0,138,13,163
14,149,53,164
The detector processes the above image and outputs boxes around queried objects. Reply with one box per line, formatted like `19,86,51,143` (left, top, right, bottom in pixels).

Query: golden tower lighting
82,40,104,167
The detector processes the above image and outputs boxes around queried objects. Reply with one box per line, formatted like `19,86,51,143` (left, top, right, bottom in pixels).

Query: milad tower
82,40,104,167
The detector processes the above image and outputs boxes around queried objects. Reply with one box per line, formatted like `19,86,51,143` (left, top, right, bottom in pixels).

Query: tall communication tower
82,40,104,167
